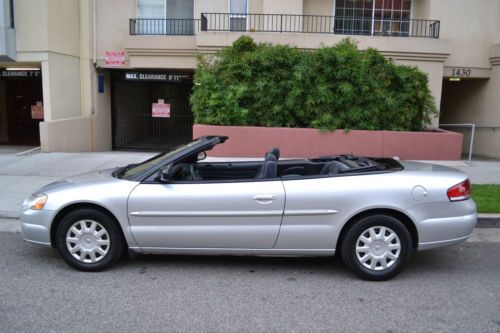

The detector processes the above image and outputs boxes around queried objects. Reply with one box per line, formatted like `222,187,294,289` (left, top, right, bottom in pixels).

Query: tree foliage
190,36,437,131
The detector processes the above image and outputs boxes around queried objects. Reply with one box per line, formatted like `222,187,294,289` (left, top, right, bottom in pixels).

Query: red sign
105,51,125,66
31,101,44,120
152,99,171,118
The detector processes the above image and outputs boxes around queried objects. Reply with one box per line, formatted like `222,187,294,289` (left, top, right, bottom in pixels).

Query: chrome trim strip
284,209,338,216
22,238,52,247
129,246,336,256
418,234,471,250
129,210,284,217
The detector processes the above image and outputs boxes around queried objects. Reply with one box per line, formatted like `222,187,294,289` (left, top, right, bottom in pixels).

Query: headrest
268,147,280,160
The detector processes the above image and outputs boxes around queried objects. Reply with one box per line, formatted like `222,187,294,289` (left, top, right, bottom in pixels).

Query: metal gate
0,72,43,146
111,71,194,151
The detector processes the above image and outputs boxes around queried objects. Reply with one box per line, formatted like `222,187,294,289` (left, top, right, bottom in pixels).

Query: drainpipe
93,0,96,64
90,0,97,151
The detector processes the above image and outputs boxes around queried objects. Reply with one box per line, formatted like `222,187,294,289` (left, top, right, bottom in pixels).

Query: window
136,0,194,34
334,0,411,36
373,0,411,36
9,0,14,28
334,0,374,35
137,0,166,19
229,0,247,31
2,0,15,28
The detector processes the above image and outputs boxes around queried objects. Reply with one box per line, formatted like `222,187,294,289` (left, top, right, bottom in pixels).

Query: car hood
37,168,121,193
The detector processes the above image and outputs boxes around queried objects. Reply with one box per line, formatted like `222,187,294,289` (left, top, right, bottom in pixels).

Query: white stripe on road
1,218,499,243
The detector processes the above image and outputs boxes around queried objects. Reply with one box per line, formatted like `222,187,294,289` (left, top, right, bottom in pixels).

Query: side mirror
197,151,207,161
156,164,173,183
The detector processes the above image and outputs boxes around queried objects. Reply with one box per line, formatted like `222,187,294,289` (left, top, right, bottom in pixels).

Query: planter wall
193,124,464,160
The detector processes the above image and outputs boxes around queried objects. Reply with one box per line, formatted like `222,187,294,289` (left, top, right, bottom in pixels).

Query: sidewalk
0,149,499,221
0,150,155,217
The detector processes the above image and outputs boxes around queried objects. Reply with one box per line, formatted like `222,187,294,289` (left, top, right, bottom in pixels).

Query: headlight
22,194,48,210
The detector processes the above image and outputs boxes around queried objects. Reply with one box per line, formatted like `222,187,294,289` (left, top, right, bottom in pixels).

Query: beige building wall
9,0,500,155
13,0,111,152
13,0,95,151
427,0,500,69
303,0,333,16
440,45,500,158
263,0,302,15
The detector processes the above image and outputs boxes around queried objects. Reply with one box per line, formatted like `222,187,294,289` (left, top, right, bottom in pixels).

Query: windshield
117,139,202,180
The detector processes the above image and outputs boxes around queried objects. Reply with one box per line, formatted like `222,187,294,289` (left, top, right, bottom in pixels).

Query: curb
476,214,500,228
0,212,20,219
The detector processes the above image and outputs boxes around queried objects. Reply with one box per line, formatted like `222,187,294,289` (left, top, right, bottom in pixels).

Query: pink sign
152,99,171,118
31,101,44,120
105,51,125,66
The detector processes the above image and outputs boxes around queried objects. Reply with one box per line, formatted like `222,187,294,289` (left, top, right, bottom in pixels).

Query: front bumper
20,209,55,247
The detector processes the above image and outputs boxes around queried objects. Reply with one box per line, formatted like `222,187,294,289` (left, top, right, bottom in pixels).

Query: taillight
447,179,471,202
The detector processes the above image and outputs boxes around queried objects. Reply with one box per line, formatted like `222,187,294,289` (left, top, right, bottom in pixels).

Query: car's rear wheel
341,215,413,281
56,208,124,271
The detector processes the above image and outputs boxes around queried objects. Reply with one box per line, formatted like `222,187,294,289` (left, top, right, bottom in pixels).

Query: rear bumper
20,209,55,247
413,200,477,251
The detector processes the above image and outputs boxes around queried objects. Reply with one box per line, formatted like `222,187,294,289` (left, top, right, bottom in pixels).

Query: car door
127,180,285,249
275,177,342,251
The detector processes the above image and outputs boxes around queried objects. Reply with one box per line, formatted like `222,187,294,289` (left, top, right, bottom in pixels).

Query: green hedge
190,36,437,131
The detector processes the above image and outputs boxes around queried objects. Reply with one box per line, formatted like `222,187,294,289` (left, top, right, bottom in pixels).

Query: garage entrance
111,71,194,151
0,69,43,146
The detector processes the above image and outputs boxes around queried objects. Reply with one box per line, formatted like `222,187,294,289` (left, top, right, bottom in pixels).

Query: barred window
335,0,412,36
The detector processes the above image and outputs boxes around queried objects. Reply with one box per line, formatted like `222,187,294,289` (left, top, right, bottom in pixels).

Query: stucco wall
92,71,112,151
440,45,500,158
263,0,303,15
427,0,500,69
96,0,135,64
42,52,82,121
303,0,333,16
14,0,49,52
40,116,91,152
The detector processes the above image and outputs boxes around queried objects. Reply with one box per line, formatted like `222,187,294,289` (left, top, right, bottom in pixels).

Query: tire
56,208,124,272
340,214,413,281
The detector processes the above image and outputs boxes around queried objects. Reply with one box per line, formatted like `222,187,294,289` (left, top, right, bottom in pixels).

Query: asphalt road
0,232,499,333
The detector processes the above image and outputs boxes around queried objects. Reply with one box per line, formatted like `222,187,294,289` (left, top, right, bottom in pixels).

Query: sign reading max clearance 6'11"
124,72,191,82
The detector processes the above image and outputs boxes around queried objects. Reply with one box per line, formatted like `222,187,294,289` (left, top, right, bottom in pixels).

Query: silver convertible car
21,136,477,280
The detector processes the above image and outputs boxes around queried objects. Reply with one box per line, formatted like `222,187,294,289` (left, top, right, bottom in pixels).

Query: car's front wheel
341,215,413,281
56,208,124,271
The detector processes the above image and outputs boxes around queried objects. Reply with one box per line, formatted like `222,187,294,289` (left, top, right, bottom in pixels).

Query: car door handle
253,194,277,203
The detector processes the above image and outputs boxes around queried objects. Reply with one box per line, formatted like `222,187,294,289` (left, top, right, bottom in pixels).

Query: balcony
129,14,440,39
200,13,440,39
130,18,201,35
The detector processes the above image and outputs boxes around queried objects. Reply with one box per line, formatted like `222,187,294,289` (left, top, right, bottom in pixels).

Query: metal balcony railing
129,18,200,35
200,13,440,38
129,15,440,39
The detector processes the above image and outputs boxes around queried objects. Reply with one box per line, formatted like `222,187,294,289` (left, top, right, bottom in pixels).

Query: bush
190,36,437,131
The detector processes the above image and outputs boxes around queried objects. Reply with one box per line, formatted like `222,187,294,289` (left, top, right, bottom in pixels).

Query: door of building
0,70,43,146
111,71,194,150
